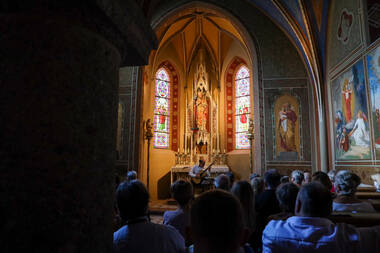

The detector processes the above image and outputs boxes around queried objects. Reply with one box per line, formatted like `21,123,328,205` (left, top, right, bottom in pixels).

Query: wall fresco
332,60,371,160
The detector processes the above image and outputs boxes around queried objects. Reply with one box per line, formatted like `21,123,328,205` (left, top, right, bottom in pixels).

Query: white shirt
113,221,186,253
189,165,210,177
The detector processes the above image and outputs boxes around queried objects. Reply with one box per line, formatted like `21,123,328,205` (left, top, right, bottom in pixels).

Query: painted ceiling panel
202,18,219,62
220,32,233,63
170,33,184,65
208,16,244,44
311,0,324,30
281,0,308,38
159,17,192,47
184,19,197,62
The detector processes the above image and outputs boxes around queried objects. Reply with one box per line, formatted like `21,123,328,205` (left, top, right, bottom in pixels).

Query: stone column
0,3,156,252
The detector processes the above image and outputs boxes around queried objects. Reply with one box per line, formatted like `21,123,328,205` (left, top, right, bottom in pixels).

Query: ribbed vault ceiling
154,10,245,72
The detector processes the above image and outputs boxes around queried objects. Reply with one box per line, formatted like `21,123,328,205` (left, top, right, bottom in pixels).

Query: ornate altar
171,49,229,182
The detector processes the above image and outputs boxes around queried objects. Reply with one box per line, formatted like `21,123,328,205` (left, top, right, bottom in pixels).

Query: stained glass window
235,65,251,149
154,68,170,148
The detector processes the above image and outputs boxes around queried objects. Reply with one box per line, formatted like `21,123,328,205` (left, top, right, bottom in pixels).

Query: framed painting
368,44,380,159
331,59,371,160
274,94,300,161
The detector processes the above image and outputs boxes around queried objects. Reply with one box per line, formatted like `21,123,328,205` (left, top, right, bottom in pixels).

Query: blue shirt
163,208,190,239
262,216,380,253
113,221,185,253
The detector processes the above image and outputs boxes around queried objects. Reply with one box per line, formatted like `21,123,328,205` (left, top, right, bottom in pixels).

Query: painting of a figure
332,60,371,160
368,45,380,159
274,94,300,161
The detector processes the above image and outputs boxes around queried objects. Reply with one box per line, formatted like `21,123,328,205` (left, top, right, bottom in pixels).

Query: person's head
116,180,149,221
226,171,235,186
334,170,361,196
171,180,193,208
327,170,337,183
295,182,332,218
291,170,304,186
303,172,311,184
250,176,264,195
249,173,260,181
190,190,248,253
231,181,255,213
214,174,231,191
264,169,281,189
126,170,137,182
231,181,256,230
199,158,206,167
283,103,290,111
276,183,299,213
280,176,290,184
312,171,332,190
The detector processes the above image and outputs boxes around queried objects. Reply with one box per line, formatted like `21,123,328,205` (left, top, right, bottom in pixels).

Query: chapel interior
1,0,380,252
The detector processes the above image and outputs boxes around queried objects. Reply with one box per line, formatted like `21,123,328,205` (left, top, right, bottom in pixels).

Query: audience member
290,170,304,187
280,176,289,184
214,174,231,191
303,171,311,184
126,170,137,182
262,182,380,253
333,170,376,213
114,180,185,253
312,171,333,191
231,181,256,234
268,183,299,221
254,169,281,251
328,169,337,192
250,177,264,196
190,190,251,253
226,171,235,186
250,173,260,181
164,180,193,242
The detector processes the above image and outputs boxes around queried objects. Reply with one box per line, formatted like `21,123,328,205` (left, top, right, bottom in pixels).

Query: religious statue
196,87,209,131
144,119,153,139
278,103,297,152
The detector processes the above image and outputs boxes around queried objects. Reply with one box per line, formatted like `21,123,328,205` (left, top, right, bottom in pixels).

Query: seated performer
189,158,210,180
189,158,212,192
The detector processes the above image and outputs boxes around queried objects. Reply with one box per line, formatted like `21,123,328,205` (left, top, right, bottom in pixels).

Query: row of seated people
113,169,380,253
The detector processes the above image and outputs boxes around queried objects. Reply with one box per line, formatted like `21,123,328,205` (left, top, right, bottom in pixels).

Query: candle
224,149,226,153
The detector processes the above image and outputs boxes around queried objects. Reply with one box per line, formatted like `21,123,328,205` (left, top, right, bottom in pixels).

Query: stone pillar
0,3,156,252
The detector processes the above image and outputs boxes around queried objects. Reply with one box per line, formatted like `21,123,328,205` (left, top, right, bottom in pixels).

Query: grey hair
214,174,230,191
291,170,304,185
334,170,361,195
327,170,337,182
250,177,264,195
